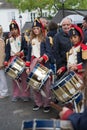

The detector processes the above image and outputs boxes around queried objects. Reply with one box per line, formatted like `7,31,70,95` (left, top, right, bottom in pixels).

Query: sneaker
11,97,19,102
43,107,50,113
33,105,40,111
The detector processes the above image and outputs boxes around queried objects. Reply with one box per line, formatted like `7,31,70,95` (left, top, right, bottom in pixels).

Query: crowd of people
1,15,87,129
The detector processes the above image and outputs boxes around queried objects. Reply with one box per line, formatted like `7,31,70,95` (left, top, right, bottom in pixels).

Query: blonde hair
29,27,45,43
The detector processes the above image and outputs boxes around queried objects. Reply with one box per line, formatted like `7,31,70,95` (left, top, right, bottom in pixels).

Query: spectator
0,25,9,98
47,21,58,74
53,17,72,79
82,15,87,44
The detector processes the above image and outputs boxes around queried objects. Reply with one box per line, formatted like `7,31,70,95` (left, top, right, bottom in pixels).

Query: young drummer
4,20,30,102
26,18,52,112
57,24,87,77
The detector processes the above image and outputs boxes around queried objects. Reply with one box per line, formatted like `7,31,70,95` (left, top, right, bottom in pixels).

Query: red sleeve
77,64,82,70
42,54,49,62
61,66,66,72
25,61,30,67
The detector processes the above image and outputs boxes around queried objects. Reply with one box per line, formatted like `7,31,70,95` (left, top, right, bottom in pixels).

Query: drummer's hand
38,57,44,63
26,68,30,75
57,68,63,75
4,61,8,67
15,52,20,57
59,107,73,120
69,64,77,71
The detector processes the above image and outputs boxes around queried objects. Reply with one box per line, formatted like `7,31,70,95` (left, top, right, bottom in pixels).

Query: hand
26,68,30,75
68,64,77,71
59,107,73,120
38,57,43,63
59,107,70,118
4,61,8,67
57,68,63,75
15,52,20,57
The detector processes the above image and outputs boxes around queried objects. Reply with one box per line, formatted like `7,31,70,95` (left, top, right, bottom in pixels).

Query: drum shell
21,119,73,130
27,63,52,90
51,71,83,103
5,56,25,79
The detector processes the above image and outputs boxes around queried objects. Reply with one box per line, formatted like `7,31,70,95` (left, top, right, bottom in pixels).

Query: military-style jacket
26,37,52,68
66,43,87,72
5,36,28,62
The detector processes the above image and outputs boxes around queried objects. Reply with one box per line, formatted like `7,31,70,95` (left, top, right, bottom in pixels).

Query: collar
74,42,81,48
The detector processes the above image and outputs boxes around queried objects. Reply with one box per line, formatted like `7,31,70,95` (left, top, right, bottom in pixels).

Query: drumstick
50,101,62,112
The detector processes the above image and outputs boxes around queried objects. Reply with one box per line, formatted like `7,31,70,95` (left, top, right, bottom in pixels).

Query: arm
59,107,87,130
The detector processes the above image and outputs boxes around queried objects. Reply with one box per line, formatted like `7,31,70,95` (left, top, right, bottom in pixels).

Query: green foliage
6,0,87,11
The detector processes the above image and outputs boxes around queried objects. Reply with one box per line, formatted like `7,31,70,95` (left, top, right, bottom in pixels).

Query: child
26,18,52,112
59,64,87,130
57,24,87,78
4,20,30,102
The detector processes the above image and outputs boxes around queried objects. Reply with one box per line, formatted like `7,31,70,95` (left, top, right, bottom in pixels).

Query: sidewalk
0,76,58,130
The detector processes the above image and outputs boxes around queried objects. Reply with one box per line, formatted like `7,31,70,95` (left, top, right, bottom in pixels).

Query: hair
83,15,87,22
0,25,3,37
47,21,58,31
60,17,72,26
29,28,45,43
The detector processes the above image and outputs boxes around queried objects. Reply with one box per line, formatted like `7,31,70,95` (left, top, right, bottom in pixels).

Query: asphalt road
0,75,58,130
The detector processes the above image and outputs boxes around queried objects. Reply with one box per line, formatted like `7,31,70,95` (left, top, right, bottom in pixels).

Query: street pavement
0,75,58,130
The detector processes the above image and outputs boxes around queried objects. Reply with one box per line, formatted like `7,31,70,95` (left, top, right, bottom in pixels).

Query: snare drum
51,71,83,103
21,119,73,130
5,56,25,80
27,63,52,90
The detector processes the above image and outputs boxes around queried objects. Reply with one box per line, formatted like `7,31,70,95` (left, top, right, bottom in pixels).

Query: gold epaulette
82,49,87,59
49,36,53,46
66,52,68,60
6,38,9,45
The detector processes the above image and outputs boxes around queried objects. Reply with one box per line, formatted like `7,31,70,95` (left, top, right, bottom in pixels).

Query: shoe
11,97,18,102
43,107,50,113
21,97,29,102
33,105,40,111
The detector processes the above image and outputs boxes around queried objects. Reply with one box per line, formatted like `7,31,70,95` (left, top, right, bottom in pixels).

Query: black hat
69,27,80,37
9,20,19,30
32,18,42,28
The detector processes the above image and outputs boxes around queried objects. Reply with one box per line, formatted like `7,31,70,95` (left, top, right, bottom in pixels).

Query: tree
6,0,87,16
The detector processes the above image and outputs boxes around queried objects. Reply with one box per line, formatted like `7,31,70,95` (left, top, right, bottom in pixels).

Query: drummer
4,20,30,102
57,24,87,78
26,18,52,113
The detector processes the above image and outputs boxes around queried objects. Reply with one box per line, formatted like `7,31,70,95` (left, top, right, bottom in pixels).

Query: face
62,19,71,33
70,35,80,45
32,27,41,35
82,20,87,29
10,28,19,36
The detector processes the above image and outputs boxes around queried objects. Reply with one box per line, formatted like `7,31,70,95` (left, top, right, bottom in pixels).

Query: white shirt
31,38,40,58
